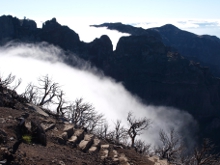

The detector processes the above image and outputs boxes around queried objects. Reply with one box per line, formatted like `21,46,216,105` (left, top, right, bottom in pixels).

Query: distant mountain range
91,22,220,77
1,15,220,148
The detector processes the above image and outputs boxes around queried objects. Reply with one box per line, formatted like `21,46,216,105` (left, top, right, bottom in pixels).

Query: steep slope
0,84,160,165
104,35,220,117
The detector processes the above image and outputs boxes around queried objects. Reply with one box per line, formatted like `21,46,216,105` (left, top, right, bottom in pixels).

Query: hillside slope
0,84,163,165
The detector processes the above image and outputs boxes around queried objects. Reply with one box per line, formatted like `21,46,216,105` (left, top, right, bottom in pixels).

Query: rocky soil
0,85,167,165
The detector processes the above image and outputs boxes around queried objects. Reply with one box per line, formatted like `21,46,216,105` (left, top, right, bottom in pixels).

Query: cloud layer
0,42,197,147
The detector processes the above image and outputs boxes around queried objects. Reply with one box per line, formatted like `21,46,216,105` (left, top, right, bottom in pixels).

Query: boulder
68,135,77,144
73,129,84,142
0,129,7,144
101,149,109,159
63,124,74,137
26,103,49,117
58,137,66,145
60,132,68,141
101,144,109,149
84,134,94,141
89,146,98,153
31,120,47,146
93,138,101,147
78,140,93,152
40,123,55,132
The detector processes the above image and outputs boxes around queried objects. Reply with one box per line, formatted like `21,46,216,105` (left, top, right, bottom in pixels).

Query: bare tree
11,78,22,91
155,128,184,164
55,90,71,115
37,75,60,106
0,73,15,87
95,120,110,139
0,73,22,91
22,83,38,103
113,120,127,144
127,111,151,148
183,139,220,165
134,139,151,155
22,75,61,108
68,98,104,131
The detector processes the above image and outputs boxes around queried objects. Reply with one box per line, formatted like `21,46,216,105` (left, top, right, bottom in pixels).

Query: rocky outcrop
104,35,220,117
79,35,113,68
38,18,81,52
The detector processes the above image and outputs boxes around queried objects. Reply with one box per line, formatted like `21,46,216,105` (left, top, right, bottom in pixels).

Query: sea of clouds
0,42,197,149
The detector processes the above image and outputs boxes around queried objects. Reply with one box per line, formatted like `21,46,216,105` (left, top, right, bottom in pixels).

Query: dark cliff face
38,18,81,52
104,35,220,117
79,35,113,68
0,15,39,43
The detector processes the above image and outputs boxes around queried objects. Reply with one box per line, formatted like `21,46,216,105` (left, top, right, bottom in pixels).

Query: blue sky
1,0,220,42
1,0,220,20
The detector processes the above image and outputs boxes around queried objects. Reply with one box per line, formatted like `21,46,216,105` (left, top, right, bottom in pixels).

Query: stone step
88,138,101,153
100,149,109,160
63,124,75,138
78,134,95,152
118,153,130,165
78,140,93,152
147,156,169,165
112,150,119,162
100,144,110,159
67,129,84,146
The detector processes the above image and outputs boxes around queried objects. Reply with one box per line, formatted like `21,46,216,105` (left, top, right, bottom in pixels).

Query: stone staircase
54,123,168,165
57,123,131,165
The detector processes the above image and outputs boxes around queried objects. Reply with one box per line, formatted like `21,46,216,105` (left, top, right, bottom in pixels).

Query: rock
0,118,6,124
68,135,78,145
0,159,7,165
101,144,109,149
93,138,101,147
58,160,65,165
89,146,98,153
78,140,93,152
147,156,159,163
58,137,66,145
26,103,49,117
24,121,32,132
113,150,118,158
31,120,47,146
101,149,109,159
21,112,29,119
84,134,94,141
63,124,74,137
9,137,14,141
0,129,7,144
118,153,130,165
60,132,68,141
73,129,84,142
40,123,55,132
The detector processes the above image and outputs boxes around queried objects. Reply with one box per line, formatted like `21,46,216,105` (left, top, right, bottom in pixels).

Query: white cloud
0,42,197,148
